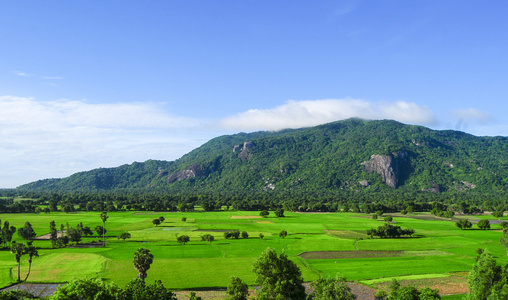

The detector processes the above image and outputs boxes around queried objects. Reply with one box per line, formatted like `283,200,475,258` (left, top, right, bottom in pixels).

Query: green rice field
1,210,506,295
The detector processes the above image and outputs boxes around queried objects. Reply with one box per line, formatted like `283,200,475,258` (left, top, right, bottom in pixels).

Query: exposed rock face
167,164,203,184
362,150,408,189
238,141,254,161
421,181,440,193
359,180,369,187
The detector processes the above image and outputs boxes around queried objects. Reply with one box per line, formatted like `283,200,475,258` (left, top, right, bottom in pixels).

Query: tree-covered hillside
17,119,508,195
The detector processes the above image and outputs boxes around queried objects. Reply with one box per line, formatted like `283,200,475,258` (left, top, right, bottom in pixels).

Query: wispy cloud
218,99,436,131
452,108,493,133
13,71,33,77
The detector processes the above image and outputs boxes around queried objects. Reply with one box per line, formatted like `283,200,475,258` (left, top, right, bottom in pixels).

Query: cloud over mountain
219,99,436,131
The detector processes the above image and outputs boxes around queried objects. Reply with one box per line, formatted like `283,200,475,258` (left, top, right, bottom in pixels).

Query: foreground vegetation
1,208,508,298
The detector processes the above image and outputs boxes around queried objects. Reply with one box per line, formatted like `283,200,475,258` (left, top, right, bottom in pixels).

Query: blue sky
1,1,508,188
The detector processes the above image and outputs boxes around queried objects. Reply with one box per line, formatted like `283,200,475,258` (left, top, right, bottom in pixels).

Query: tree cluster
367,224,415,239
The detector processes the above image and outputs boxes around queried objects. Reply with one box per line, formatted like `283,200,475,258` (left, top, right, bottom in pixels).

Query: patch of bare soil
1,283,62,298
347,282,377,300
34,232,66,240
374,275,469,296
299,250,404,259
174,290,227,300
69,241,103,248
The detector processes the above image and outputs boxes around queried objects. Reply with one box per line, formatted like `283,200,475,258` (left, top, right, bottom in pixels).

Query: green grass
0,211,504,296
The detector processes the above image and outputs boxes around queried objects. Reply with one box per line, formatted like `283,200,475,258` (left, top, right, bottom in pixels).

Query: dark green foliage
82,226,94,237
50,220,58,248
0,289,36,299
50,278,123,300
252,248,306,300
24,241,38,281
67,227,82,244
18,119,508,197
367,224,415,238
224,230,240,239
187,292,202,300
279,230,288,239
308,274,356,300
118,232,132,241
260,210,269,218
455,219,473,230
226,276,249,300
275,208,285,217
466,250,502,300
152,219,161,226
376,279,440,300
477,219,490,230
95,226,107,236
122,279,177,300
200,234,214,244
1,221,16,248
241,231,249,239
10,241,25,282
17,222,36,240
177,235,190,245
492,210,504,218
384,216,393,222
133,248,153,281
100,212,109,247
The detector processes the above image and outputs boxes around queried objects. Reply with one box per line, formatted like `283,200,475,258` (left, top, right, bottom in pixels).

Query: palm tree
133,248,153,281
24,241,39,281
100,212,109,247
11,241,26,282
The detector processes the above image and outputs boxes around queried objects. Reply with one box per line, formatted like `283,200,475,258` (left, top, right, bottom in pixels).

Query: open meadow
1,210,507,297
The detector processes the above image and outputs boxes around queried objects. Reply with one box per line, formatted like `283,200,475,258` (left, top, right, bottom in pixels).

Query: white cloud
453,108,492,124
218,99,436,131
452,108,493,133
0,96,211,188
13,71,33,77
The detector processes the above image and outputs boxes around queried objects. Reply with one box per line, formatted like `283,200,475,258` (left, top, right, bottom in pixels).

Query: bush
50,278,122,300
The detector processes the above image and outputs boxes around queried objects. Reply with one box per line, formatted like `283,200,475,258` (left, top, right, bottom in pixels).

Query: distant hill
17,119,508,194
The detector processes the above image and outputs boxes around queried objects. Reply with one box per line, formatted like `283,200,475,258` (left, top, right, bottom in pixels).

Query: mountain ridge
17,118,508,195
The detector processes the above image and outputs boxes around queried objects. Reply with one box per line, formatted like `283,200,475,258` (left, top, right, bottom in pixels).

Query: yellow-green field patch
26,253,107,282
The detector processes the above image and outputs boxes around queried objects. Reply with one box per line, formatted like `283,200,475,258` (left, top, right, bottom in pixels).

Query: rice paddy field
1,210,507,297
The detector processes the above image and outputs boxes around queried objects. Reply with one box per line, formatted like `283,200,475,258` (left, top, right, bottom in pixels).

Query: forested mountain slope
17,119,508,194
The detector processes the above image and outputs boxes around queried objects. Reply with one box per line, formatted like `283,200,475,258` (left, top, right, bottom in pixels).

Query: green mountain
17,119,508,194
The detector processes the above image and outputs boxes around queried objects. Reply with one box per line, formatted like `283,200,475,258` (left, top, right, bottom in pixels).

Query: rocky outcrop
238,141,254,161
167,164,203,184
362,150,408,189
359,180,369,187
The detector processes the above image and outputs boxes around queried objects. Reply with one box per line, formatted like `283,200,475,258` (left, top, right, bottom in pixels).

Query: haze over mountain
18,119,508,195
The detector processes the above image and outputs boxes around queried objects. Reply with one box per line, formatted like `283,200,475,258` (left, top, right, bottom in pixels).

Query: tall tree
100,211,109,247
50,220,58,248
24,241,39,281
133,248,153,281
226,276,249,300
11,241,26,282
466,250,499,300
308,275,356,300
252,248,306,300
18,222,36,240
